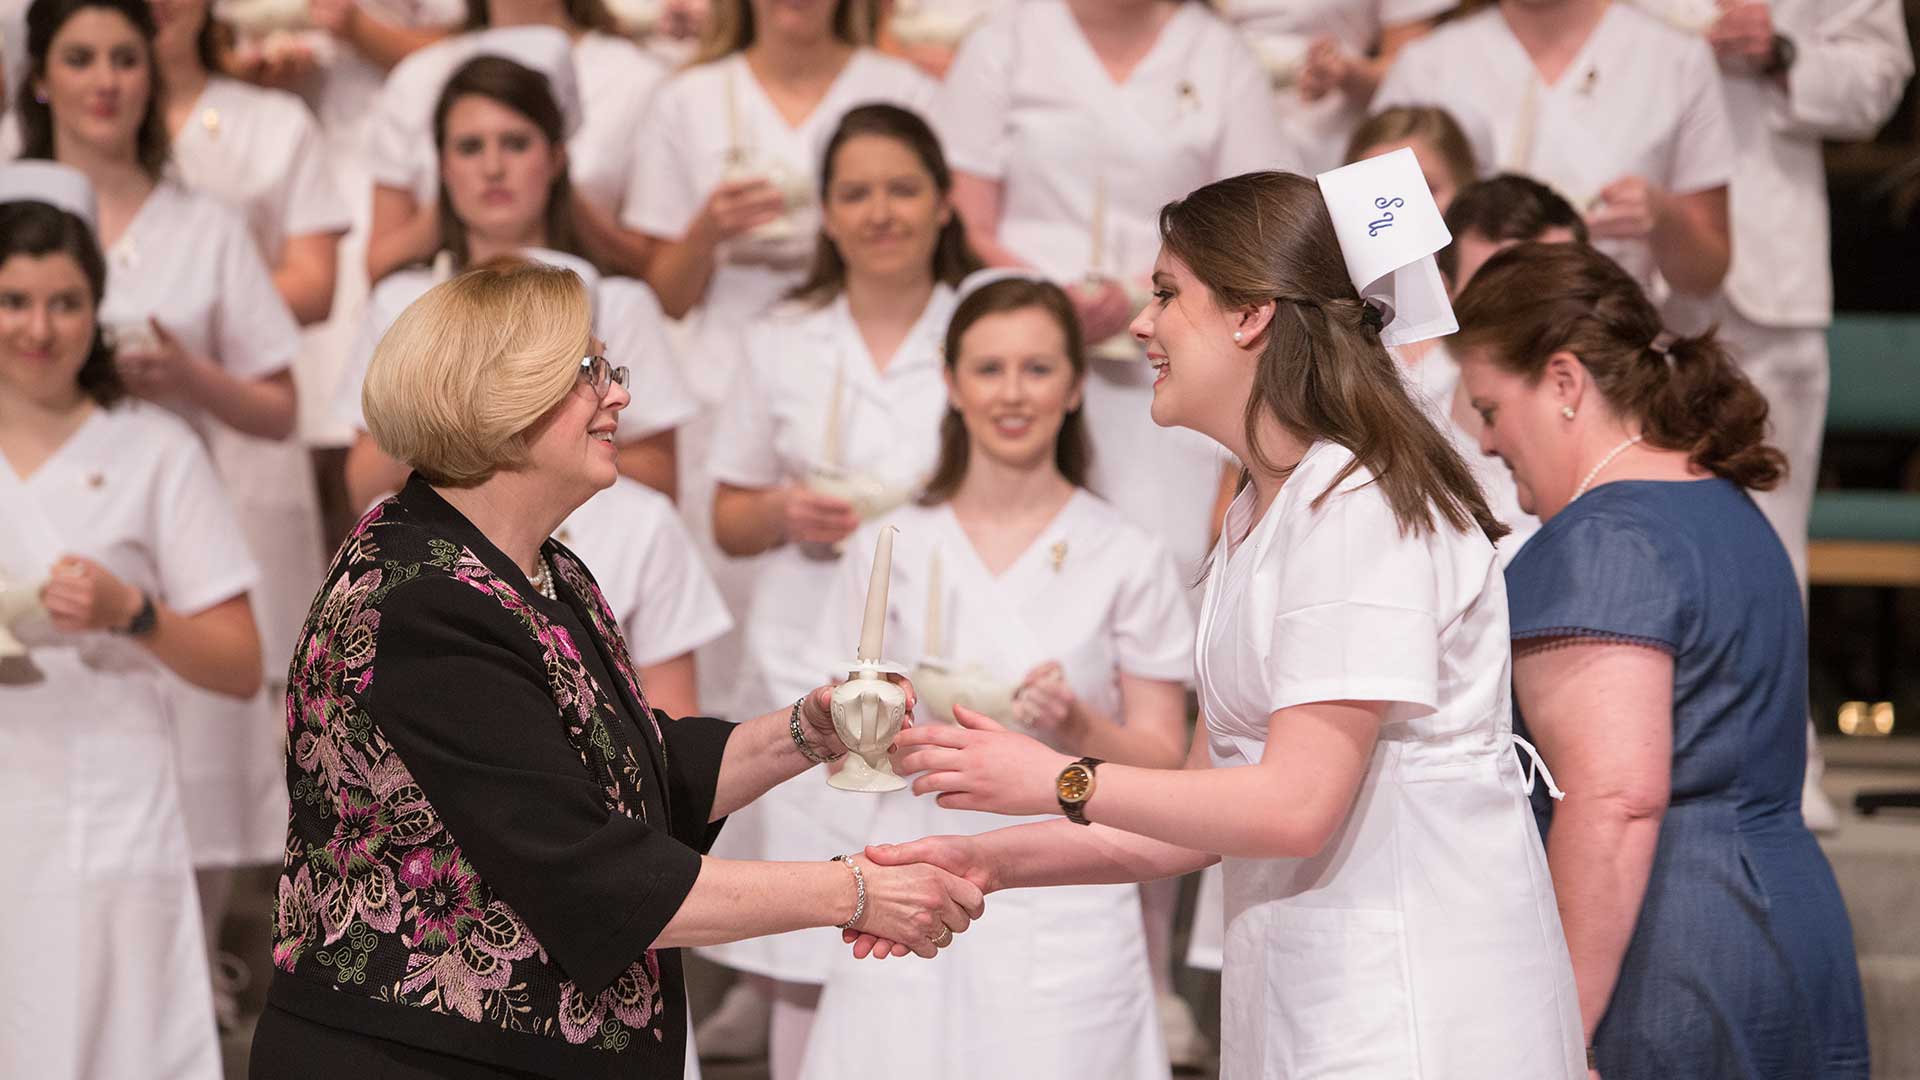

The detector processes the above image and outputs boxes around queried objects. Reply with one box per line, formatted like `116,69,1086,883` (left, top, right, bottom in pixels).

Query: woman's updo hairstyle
0,199,122,406
431,55,580,271
918,277,1090,504
18,0,170,178
1158,170,1505,543
1453,242,1784,491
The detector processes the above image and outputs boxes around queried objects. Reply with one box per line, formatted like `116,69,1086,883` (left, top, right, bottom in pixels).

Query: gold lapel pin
85,471,105,489
200,107,220,138
1049,540,1068,571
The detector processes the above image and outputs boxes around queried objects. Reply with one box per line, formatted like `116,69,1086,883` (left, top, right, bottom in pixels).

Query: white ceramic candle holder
828,525,909,792
805,464,916,523
0,575,46,659
910,657,1018,728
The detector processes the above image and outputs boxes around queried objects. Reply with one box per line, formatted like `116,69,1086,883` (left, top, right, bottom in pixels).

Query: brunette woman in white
802,275,1193,1080
698,102,975,1074
0,162,262,1080
862,167,1585,1078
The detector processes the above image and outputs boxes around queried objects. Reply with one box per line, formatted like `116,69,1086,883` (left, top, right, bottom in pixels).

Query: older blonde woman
251,259,981,1078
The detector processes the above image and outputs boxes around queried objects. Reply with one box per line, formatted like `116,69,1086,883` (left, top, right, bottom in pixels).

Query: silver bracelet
831,853,866,930
790,698,841,764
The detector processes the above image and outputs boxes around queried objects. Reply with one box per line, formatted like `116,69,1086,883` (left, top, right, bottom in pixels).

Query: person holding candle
0,160,265,1080
336,52,695,506
699,101,976,1073
251,257,985,1078
932,0,1295,585
799,273,1195,1079
855,161,1587,1076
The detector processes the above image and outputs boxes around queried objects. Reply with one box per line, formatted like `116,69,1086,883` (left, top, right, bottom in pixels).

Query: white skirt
798,787,1167,1080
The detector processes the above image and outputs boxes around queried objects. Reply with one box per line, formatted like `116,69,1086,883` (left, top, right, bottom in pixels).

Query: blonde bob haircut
363,258,592,488
692,0,878,64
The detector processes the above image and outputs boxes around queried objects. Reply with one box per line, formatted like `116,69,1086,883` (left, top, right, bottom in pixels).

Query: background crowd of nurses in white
0,0,1913,1076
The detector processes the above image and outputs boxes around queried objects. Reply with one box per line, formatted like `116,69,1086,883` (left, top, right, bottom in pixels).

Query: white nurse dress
934,0,1296,577
800,494,1193,1080
0,402,257,1080
1373,2,1734,292
1196,439,1583,1077
1215,0,1456,173
100,180,307,867
699,286,954,982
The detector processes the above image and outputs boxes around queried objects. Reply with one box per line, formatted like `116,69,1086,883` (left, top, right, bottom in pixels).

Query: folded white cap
953,267,1053,306
0,160,100,233
458,25,582,138
1315,146,1456,348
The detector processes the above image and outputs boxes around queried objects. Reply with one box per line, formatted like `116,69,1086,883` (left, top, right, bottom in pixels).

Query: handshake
833,835,997,960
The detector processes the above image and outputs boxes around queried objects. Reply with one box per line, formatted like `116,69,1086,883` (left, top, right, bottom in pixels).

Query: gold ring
931,927,954,948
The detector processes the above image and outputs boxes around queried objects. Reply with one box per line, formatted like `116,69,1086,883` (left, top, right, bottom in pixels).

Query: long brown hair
788,104,980,306
18,0,170,178
1159,171,1505,543
693,0,877,64
431,56,581,272
1453,242,1784,491
918,278,1091,505
0,200,123,406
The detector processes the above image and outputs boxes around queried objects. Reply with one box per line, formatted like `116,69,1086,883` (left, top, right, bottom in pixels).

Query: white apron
0,404,255,1079
933,0,1291,576
1195,441,1583,1078
801,495,1191,1079
699,289,953,981
101,181,309,866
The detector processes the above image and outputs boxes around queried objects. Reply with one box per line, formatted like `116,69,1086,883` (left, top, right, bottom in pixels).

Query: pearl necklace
529,556,558,601
1572,435,1643,502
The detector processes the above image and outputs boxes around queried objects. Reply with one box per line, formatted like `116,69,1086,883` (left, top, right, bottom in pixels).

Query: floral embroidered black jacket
266,475,733,1077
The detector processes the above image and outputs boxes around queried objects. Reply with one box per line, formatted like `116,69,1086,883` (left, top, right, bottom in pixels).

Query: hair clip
1649,332,1676,362
1360,302,1385,330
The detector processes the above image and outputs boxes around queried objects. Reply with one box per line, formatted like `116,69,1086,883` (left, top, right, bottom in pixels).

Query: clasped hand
841,851,985,960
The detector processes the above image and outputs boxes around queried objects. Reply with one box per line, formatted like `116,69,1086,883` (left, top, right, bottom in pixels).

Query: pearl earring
1561,406,1576,420
1232,331,1243,343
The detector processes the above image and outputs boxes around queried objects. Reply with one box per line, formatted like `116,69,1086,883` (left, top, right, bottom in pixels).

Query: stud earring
1561,406,1576,420
1232,331,1243,343
34,90,49,105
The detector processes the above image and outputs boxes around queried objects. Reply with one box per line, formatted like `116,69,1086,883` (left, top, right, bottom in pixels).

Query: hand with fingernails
842,834,999,960
840,851,985,959
892,704,1074,817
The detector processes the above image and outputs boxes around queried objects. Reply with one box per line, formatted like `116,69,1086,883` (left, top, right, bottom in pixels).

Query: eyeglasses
579,354,629,398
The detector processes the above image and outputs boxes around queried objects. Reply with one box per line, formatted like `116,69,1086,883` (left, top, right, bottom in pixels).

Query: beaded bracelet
831,854,867,930
790,698,842,764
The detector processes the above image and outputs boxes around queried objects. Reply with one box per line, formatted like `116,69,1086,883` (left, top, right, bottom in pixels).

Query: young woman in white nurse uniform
1373,0,1734,298
337,54,697,506
1215,0,1456,173
933,0,1294,580
364,0,667,281
19,0,309,1008
0,163,264,1080
696,102,975,1075
866,163,1587,1078
801,274,1194,1080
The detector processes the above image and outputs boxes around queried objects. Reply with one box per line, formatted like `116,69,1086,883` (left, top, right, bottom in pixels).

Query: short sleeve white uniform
367,28,667,217
1196,440,1583,1077
100,180,307,867
800,493,1192,1080
332,252,698,446
1215,0,1456,172
935,0,1296,578
696,286,954,983
1374,3,1733,290
0,402,257,1080
553,477,733,667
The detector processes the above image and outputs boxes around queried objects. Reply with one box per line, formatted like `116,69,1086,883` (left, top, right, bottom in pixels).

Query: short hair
362,258,592,488
1437,173,1590,281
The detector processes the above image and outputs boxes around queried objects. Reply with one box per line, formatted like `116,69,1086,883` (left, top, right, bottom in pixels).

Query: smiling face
947,306,1083,475
820,133,949,285
439,93,563,247
1130,248,1259,448
0,251,97,408
38,7,153,160
519,338,628,502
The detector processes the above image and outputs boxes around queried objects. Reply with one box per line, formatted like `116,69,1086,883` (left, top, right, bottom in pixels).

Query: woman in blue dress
1452,241,1868,1079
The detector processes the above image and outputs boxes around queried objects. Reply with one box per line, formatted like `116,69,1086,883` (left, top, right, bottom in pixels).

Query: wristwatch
1055,757,1104,825
116,591,158,638
1763,33,1797,77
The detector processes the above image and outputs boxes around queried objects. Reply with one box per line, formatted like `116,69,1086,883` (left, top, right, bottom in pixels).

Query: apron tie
1512,734,1566,801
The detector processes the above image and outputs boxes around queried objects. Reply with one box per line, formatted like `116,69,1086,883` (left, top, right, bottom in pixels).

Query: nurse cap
0,160,100,233
953,267,1058,306
1315,146,1456,348
456,25,583,138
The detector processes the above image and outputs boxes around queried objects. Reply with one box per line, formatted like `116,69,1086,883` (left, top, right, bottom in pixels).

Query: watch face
1057,764,1092,802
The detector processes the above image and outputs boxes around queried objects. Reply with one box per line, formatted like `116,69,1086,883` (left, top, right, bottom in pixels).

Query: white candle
924,548,944,659
1089,176,1107,277
822,361,845,468
857,526,897,661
